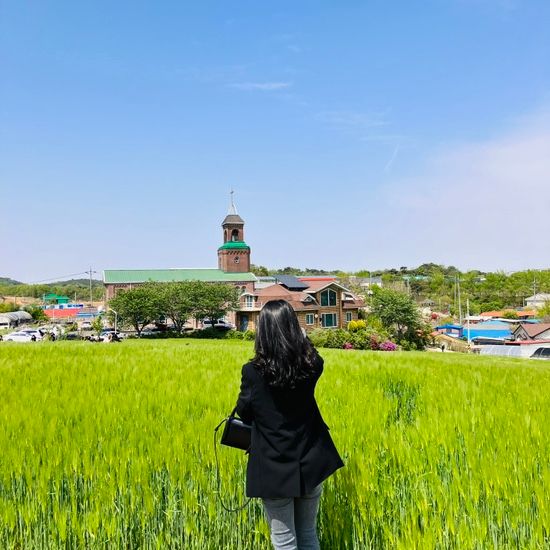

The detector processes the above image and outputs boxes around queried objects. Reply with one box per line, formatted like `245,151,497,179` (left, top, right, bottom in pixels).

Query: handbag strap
213,413,252,513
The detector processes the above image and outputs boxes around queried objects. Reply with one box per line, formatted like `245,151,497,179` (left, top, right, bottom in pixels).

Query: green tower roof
218,241,250,250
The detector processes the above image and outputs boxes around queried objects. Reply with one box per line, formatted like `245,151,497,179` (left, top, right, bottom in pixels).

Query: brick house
235,276,364,332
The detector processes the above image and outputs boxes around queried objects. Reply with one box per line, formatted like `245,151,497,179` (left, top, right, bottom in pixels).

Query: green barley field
0,340,549,549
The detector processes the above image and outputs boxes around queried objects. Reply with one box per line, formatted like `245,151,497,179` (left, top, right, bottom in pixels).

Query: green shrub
225,330,256,341
308,328,330,348
324,329,350,349
310,327,392,351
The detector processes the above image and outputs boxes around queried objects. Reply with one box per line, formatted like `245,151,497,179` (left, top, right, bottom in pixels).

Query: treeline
108,281,238,336
0,278,104,302
251,264,550,313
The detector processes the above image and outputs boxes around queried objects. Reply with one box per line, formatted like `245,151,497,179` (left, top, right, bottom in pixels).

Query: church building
103,195,363,331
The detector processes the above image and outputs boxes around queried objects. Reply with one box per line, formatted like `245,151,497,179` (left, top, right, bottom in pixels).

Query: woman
235,300,344,550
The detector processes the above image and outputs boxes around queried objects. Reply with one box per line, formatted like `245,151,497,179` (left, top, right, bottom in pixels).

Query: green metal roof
218,241,250,250
103,268,256,284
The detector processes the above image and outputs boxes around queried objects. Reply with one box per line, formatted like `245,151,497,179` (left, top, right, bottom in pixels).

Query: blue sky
2,1,549,282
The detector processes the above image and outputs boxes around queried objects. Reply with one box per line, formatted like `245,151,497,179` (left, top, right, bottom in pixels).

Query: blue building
463,320,512,341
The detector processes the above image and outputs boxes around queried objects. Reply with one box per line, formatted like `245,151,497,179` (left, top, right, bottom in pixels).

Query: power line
27,271,101,284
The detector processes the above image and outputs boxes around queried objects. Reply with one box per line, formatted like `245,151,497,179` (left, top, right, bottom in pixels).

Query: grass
0,340,549,548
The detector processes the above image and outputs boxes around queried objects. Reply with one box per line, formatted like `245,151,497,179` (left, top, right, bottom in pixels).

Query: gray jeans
262,483,323,550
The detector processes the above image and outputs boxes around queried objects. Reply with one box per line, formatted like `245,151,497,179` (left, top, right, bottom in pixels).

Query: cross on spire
228,188,238,215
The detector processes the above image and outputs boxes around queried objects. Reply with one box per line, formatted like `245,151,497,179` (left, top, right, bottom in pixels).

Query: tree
92,316,104,336
370,287,422,340
24,305,48,322
108,284,163,336
159,282,196,332
190,282,239,324
250,264,269,277
0,302,18,313
538,301,550,322
501,310,519,320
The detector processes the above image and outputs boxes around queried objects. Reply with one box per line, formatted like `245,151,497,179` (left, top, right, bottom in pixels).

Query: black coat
235,356,344,498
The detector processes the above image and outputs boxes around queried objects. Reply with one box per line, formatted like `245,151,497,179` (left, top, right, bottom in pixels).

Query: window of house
245,295,254,308
305,313,315,325
320,289,337,307
345,312,352,323
321,313,337,328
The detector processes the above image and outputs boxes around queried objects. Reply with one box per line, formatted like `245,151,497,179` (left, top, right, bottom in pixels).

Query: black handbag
213,407,252,512
218,407,251,451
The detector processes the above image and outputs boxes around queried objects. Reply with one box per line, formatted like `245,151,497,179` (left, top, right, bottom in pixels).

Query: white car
4,331,36,342
19,329,45,341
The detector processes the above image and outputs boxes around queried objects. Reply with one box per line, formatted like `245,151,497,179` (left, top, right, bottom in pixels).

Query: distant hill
0,277,102,287
0,277,22,286
47,278,103,287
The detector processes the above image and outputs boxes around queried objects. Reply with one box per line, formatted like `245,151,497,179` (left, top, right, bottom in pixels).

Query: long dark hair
252,300,321,389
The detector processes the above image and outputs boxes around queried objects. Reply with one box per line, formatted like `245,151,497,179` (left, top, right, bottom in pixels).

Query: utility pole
457,277,462,325
85,267,97,306
453,276,457,316
466,298,471,346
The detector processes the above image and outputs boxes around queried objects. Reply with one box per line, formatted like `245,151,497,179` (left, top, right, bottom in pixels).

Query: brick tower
218,192,251,273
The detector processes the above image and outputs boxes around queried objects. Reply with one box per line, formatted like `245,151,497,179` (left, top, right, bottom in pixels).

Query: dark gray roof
275,275,309,291
222,214,244,225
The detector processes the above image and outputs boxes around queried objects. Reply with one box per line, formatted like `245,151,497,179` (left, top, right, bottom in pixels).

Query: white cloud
372,107,550,271
229,81,293,91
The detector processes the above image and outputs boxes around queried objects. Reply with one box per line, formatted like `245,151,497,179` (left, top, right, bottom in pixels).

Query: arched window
320,289,337,307
231,229,239,241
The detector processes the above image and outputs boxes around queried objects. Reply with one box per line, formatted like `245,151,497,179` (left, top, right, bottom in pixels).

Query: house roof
298,276,337,282
251,283,364,311
480,310,535,318
515,323,550,338
476,321,511,329
103,268,257,284
253,284,318,311
301,280,349,293
343,298,365,309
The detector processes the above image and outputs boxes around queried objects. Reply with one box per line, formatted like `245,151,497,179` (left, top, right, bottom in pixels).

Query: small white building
525,293,550,309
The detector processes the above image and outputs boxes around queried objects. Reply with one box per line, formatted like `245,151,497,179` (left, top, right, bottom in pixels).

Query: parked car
19,328,45,341
80,321,93,330
201,319,235,331
530,347,550,360
4,331,36,342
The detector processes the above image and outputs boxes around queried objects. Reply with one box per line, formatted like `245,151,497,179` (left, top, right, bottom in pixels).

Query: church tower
218,191,251,273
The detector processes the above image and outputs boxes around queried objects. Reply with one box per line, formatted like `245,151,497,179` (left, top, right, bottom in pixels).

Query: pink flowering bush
379,341,397,352
343,342,354,350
